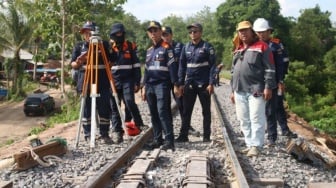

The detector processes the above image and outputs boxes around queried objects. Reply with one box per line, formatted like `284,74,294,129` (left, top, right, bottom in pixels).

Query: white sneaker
240,147,250,154
246,146,259,157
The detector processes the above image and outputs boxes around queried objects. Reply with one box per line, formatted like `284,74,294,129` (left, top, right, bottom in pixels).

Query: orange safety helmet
125,121,140,136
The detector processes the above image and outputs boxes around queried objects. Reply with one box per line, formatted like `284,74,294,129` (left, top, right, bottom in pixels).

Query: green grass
220,70,231,80
0,139,15,148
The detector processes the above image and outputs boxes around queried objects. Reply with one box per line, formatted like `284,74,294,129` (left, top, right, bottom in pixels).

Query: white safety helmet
253,18,273,32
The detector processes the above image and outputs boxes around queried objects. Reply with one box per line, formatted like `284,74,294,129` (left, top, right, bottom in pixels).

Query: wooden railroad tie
183,151,214,188
0,181,12,188
117,149,160,188
308,182,336,188
13,141,67,171
286,138,336,168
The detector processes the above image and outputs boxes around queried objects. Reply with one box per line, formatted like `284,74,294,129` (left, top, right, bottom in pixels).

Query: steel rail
83,102,178,187
83,128,153,187
212,93,250,188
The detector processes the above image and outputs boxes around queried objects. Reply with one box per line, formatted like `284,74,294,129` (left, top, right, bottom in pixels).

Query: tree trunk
60,0,66,94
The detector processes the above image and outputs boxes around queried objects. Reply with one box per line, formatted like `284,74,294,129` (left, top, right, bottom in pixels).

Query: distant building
0,49,44,70
0,49,62,80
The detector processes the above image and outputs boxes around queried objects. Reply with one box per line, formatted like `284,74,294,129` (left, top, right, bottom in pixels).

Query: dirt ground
0,85,74,159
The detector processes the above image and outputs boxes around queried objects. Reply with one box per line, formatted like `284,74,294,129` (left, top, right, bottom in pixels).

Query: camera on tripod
90,26,102,44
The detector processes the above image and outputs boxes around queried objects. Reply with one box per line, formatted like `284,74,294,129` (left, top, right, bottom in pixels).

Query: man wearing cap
175,23,216,143
161,26,199,136
230,20,276,156
142,21,178,151
109,22,145,143
70,21,113,144
253,18,296,147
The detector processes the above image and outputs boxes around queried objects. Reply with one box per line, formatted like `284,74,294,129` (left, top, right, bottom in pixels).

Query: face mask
110,34,125,44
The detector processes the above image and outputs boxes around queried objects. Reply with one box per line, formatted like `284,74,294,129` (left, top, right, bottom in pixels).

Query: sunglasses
188,30,200,34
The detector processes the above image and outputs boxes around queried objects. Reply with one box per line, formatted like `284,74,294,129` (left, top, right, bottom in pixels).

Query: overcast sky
122,0,336,23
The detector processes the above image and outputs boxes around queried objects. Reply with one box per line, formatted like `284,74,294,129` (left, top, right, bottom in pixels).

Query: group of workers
231,18,296,157
70,20,217,150
70,17,296,155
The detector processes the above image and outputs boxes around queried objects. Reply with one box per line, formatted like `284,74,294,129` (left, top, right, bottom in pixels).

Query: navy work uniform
176,23,216,142
70,21,112,142
143,21,178,151
109,23,145,142
161,26,184,119
266,37,294,142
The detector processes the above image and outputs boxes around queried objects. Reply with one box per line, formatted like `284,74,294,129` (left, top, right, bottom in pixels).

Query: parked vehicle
0,87,7,100
23,93,55,116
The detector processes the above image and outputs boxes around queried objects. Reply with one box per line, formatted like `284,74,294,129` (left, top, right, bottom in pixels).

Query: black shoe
139,124,150,132
267,139,276,147
175,135,189,142
98,135,113,145
161,143,175,152
147,140,163,149
189,127,200,137
112,132,123,144
203,138,211,142
283,131,297,138
84,135,90,142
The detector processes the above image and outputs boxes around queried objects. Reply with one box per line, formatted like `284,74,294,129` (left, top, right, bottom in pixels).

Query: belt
187,62,209,68
83,65,106,69
111,65,133,70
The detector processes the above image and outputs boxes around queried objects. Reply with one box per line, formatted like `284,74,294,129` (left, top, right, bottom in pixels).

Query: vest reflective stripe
187,61,209,68
265,69,275,73
99,117,110,124
83,65,106,69
111,65,133,70
147,66,169,71
283,57,289,62
133,63,141,68
167,58,174,66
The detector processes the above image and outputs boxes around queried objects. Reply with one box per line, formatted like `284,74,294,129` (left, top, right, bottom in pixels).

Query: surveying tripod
74,33,125,149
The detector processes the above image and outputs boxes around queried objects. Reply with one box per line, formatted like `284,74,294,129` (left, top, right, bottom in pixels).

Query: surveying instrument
74,27,125,149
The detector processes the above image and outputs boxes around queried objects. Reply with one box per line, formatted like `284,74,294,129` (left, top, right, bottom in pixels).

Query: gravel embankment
215,82,336,187
0,82,335,187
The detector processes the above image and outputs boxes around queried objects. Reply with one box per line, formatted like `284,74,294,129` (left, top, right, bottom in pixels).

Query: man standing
161,26,200,136
109,22,146,143
252,18,296,146
230,21,276,156
70,21,113,144
142,21,178,151
175,23,216,143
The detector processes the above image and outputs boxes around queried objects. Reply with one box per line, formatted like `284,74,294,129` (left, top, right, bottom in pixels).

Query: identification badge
154,61,160,69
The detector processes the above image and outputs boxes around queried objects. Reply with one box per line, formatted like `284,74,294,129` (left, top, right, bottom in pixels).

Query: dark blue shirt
178,40,216,86
143,40,177,85
70,40,112,92
268,38,289,82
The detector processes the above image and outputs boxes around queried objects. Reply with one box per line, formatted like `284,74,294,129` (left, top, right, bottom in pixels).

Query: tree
0,2,34,97
215,0,290,68
30,0,127,93
290,5,335,65
216,0,283,39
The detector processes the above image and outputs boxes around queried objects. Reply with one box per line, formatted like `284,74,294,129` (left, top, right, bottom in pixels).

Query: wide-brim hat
236,21,252,31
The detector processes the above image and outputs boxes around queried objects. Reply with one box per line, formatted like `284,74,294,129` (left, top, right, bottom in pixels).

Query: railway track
81,92,249,187
1,82,336,187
